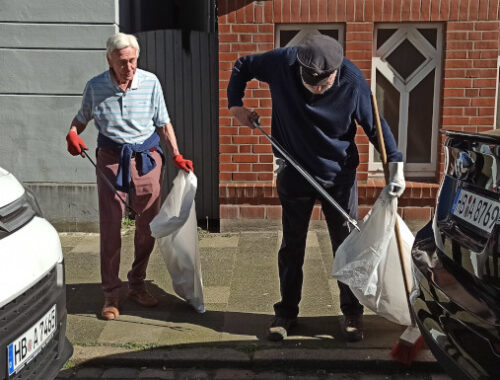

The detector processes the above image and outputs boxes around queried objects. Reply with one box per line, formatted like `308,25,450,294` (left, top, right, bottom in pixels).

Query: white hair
106,33,140,59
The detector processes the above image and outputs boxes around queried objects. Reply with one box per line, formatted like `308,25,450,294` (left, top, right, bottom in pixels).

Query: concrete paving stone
203,286,231,304
221,309,272,339
227,257,279,313
66,314,107,344
324,374,358,380
138,368,176,379
199,234,240,248
176,369,210,379
203,303,229,312
213,368,258,380
253,371,287,380
64,252,101,284
59,233,88,249
68,235,100,254
101,367,140,378
75,367,104,378
199,249,236,286
305,231,320,248
326,279,343,315
201,269,234,289
300,262,337,317
360,316,406,348
287,374,324,380
226,285,278,314
157,320,225,346
56,368,77,378
97,319,166,345
237,233,278,260
391,374,430,380
430,374,451,380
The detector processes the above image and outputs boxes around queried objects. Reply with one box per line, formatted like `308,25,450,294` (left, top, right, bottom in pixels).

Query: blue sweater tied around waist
97,132,163,192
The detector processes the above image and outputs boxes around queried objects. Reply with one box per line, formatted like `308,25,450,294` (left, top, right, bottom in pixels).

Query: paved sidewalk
59,220,441,376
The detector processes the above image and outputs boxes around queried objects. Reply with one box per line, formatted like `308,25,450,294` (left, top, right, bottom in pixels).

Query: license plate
7,305,57,376
451,188,500,233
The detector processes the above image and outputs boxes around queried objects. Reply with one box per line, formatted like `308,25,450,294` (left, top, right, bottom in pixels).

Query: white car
0,166,73,379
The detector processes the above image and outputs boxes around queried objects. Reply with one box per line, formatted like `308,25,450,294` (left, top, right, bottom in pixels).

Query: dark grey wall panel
0,0,116,23
136,29,219,223
0,23,116,48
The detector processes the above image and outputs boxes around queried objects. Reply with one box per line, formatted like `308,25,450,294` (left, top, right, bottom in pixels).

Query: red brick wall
218,0,500,221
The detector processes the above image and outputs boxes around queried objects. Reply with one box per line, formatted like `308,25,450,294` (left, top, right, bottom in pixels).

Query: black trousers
273,165,364,319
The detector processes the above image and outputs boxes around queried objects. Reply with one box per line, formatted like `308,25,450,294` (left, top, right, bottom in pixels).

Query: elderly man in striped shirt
66,33,193,320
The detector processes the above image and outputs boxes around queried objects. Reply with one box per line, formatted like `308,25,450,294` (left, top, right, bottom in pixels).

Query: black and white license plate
7,305,57,376
451,188,500,233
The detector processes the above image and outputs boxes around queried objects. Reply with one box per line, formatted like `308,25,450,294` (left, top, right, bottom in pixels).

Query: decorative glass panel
407,70,435,163
320,30,339,40
386,39,426,80
418,29,437,48
375,71,400,162
377,29,397,49
279,30,299,47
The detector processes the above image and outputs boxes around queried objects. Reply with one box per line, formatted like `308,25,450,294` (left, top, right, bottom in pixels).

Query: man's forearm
158,122,180,157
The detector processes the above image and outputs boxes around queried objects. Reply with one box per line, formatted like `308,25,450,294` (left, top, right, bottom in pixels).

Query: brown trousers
96,148,163,297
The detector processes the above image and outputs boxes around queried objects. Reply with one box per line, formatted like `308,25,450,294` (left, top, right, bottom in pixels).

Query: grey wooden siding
137,29,219,224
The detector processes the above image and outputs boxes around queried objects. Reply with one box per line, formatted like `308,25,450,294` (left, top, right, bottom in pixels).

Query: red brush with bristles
371,93,425,365
391,326,425,365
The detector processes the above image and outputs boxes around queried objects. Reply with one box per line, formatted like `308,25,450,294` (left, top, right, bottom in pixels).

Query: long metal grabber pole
252,119,360,231
83,150,140,217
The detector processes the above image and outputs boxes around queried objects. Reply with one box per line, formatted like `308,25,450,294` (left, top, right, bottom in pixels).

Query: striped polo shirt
75,68,170,144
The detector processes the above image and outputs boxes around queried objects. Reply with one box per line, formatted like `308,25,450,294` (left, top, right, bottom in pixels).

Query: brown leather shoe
101,297,120,320
128,288,158,307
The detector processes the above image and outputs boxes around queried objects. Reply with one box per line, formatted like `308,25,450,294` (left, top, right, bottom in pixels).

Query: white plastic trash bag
149,170,205,313
331,196,414,325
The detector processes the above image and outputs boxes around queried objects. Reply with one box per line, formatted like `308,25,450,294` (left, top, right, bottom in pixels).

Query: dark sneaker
267,316,297,341
340,314,364,342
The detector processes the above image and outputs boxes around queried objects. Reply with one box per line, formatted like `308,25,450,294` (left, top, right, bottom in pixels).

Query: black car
411,130,499,380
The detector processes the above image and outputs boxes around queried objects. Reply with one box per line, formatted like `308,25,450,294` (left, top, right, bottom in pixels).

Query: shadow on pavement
66,282,371,343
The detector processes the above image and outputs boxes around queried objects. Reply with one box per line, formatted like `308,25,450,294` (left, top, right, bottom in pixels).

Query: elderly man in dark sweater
227,34,405,342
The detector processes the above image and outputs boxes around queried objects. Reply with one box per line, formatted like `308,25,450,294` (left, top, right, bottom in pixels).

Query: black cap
297,34,343,85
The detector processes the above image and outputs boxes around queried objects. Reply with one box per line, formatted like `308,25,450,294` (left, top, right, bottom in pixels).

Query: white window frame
370,23,443,178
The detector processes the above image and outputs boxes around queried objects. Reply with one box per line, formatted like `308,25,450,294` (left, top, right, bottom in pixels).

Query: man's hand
173,154,194,172
230,106,260,129
381,162,405,199
66,130,87,156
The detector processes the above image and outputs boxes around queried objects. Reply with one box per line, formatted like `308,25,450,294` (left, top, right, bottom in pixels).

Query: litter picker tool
251,119,360,232
371,93,424,365
82,150,140,217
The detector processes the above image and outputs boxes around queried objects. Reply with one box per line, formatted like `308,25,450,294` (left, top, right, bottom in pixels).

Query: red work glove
66,130,87,156
173,154,194,172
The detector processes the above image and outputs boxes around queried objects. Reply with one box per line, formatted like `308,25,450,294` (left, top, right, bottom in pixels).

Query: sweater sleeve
354,82,403,162
227,50,281,108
